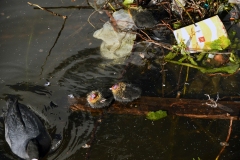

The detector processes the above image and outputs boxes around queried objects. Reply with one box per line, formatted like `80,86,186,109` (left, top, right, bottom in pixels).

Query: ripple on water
48,111,95,160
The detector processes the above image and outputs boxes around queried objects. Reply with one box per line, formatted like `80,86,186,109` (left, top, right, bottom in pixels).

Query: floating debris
173,15,229,53
205,93,233,112
82,143,91,148
217,103,234,113
44,82,51,86
93,9,136,59
68,94,74,98
220,141,229,147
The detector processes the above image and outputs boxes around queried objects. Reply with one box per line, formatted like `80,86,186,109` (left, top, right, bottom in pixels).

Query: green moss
146,110,167,121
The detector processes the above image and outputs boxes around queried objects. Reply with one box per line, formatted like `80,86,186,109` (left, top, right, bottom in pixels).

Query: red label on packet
198,37,205,42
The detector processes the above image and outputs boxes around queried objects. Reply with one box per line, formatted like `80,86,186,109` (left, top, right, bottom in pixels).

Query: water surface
0,0,240,160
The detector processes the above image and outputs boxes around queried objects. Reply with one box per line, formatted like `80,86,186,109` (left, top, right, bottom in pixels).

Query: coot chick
87,90,113,108
4,98,52,160
110,82,141,102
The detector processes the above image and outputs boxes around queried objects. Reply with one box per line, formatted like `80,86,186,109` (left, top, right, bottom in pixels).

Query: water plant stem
215,117,233,160
174,0,195,25
183,66,189,95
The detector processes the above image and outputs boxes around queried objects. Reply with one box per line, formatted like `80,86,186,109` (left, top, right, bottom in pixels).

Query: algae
146,110,167,121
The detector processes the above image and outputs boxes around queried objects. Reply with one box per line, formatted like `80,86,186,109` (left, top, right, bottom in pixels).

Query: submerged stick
85,112,104,160
183,66,189,95
69,96,240,120
215,117,233,160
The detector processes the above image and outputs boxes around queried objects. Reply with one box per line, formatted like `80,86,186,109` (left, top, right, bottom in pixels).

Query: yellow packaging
173,15,228,53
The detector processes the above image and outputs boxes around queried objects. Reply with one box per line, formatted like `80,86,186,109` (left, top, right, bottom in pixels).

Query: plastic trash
171,0,186,15
93,9,136,59
173,15,229,53
88,0,106,13
113,9,135,30
229,0,240,3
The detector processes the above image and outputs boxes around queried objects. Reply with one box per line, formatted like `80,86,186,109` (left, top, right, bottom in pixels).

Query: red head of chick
87,90,112,108
110,82,141,102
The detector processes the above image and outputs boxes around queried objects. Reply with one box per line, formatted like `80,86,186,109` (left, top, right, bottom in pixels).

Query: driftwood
69,96,240,120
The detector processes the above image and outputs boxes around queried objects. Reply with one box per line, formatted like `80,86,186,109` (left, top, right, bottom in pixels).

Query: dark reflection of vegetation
6,82,52,96
47,111,95,160
1,94,23,101
87,115,240,159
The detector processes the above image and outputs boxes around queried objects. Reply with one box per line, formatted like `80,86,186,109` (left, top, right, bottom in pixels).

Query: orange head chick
87,90,112,108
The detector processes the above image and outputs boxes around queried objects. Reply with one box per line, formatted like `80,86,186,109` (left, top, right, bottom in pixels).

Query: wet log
69,96,240,120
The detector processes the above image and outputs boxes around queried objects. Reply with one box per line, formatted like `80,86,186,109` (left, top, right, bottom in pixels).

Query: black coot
4,98,52,160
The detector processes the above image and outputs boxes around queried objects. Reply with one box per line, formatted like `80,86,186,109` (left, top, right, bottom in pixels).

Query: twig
183,66,189,95
174,0,195,25
160,20,173,32
135,32,172,50
162,64,166,97
139,29,152,40
28,2,67,19
108,2,116,12
105,10,118,32
33,6,93,9
87,11,97,29
39,16,68,76
176,65,183,90
215,117,233,160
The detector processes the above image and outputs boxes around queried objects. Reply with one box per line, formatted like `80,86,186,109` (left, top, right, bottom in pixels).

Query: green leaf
164,52,177,60
188,57,198,66
204,36,231,51
196,52,206,61
123,0,134,7
204,64,239,73
178,55,187,62
173,21,182,29
146,110,167,121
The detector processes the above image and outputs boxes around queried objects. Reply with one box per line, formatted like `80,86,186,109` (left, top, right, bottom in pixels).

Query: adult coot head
4,98,52,160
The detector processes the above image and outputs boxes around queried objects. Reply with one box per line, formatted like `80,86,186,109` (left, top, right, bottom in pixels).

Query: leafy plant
203,36,231,51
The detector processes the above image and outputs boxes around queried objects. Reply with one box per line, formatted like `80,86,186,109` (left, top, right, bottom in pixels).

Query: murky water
0,0,240,160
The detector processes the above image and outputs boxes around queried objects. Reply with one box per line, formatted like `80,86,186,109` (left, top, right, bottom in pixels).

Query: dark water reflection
0,0,240,160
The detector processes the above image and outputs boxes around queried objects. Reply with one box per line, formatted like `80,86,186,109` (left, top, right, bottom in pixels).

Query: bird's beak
109,88,112,90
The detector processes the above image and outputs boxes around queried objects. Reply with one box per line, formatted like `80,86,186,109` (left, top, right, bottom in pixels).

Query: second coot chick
110,82,141,102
